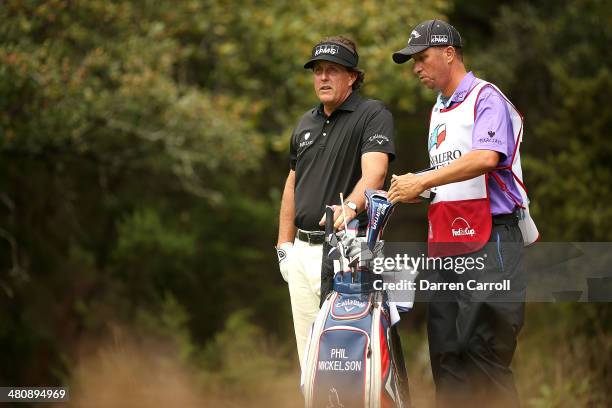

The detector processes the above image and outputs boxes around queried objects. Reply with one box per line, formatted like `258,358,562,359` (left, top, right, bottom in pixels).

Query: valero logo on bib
428,123,447,150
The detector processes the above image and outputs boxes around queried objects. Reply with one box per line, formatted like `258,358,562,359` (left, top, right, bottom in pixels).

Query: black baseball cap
304,42,359,69
392,19,462,64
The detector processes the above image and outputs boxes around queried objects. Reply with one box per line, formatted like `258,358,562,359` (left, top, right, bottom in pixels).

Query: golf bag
301,191,410,408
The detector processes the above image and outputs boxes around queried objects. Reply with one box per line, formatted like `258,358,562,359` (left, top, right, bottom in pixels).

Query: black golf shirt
289,91,395,231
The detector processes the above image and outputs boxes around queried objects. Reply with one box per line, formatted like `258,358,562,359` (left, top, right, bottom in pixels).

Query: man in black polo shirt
275,36,396,367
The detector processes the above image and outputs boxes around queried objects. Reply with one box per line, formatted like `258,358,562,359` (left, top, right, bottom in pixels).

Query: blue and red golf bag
301,190,411,408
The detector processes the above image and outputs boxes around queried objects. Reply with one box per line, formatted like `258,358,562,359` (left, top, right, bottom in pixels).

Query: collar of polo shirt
316,91,362,115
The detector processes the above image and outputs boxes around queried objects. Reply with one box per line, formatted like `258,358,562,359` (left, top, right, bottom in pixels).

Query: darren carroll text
374,279,511,291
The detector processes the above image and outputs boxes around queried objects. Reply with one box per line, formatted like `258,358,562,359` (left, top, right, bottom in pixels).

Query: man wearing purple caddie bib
442,71,523,216
388,20,530,408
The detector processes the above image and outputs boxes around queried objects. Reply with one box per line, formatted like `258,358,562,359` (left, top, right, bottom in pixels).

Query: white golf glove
276,242,294,282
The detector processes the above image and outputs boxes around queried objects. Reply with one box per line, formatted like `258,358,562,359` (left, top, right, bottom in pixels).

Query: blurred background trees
0,0,610,406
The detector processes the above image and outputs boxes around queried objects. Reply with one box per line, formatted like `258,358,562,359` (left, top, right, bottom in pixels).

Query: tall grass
62,304,610,407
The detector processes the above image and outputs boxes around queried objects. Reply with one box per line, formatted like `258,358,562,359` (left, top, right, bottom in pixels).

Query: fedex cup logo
314,44,339,56
451,217,476,237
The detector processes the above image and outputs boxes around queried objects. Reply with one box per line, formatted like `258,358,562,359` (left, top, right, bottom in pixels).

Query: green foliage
0,0,451,385
517,303,611,407
113,208,196,303
135,292,196,362
199,309,290,396
471,0,612,240
528,379,592,408
0,2,610,404
1,1,263,190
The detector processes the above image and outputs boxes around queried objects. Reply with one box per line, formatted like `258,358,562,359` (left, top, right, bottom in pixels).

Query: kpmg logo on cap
314,44,339,56
431,34,448,44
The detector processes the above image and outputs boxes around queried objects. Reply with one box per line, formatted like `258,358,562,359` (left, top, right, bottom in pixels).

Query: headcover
304,42,359,69
365,189,395,250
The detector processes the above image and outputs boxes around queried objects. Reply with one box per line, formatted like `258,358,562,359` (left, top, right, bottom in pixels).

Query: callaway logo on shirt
368,134,389,145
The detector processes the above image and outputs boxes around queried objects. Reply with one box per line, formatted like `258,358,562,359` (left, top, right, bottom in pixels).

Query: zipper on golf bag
370,297,382,408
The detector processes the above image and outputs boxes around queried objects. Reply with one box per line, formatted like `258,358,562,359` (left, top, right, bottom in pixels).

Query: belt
297,229,325,244
492,209,520,225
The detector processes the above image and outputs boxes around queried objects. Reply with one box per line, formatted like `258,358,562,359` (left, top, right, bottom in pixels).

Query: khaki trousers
287,238,323,367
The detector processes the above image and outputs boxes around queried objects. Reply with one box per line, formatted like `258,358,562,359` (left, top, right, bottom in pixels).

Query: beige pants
287,238,323,367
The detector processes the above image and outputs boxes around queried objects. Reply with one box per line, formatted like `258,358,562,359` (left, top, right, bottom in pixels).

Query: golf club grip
325,205,335,236
413,166,435,175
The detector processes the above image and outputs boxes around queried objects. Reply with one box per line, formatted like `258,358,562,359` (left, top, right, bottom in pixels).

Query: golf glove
276,242,294,282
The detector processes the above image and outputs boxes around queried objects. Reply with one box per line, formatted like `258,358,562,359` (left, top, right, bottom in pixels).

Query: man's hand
388,173,426,205
276,242,294,282
318,204,357,231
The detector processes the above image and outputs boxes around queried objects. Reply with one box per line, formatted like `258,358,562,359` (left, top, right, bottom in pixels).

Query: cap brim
304,54,355,69
392,44,429,64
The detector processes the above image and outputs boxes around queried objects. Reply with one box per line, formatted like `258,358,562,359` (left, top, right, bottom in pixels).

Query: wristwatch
345,201,357,212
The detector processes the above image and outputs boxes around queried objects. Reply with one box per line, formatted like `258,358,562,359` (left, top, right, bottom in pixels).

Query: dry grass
61,330,431,408
65,339,210,408
61,331,303,408
58,303,610,408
